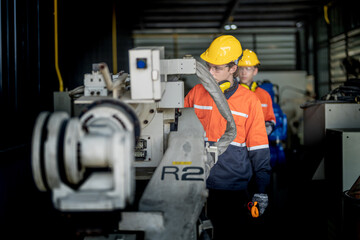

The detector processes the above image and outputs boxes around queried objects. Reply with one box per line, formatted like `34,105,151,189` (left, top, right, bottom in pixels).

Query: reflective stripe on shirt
261,104,268,107
247,144,269,151
231,110,248,118
194,105,247,119
230,141,247,147
204,139,246,148
194,104,212,110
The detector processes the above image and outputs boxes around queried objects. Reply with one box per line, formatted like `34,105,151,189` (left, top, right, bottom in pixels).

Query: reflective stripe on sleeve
230,142,247,147
231,110,248,118
247,144,269,151
205,140,246,148
261,104,268,107
194,104,212,110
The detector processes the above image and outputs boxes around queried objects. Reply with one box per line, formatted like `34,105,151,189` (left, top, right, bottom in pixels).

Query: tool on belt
247,201,259,218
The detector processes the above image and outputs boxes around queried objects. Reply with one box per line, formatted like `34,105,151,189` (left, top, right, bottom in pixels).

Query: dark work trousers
206,188,251,240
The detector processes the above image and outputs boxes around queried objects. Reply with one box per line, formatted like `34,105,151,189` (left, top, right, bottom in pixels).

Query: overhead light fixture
224,24,237,31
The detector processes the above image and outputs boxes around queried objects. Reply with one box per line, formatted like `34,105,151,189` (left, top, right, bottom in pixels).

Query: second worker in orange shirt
238,49,276,135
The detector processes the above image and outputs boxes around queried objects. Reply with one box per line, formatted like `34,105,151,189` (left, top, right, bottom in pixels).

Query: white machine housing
32,47,216,239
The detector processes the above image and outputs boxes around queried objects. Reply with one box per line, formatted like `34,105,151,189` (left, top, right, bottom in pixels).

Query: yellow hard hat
201,35,242,65
238,49,260,66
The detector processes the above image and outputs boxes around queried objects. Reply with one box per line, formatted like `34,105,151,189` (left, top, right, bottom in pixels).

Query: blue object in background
270,102,287,142
259,81,287,167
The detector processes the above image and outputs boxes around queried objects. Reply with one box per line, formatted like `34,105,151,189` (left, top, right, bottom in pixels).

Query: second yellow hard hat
238,49,260,66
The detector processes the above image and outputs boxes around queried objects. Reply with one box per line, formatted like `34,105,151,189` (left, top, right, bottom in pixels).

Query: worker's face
239,66,258,86
206,63,237,84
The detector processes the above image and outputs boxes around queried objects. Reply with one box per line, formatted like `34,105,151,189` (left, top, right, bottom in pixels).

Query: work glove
265,121,274,135
252,193,268,216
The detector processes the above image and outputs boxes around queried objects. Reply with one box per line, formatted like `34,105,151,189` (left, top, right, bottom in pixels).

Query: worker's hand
265,121,274,135
252,193,268,216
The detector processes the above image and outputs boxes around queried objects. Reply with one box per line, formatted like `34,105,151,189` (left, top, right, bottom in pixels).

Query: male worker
184,35,271,239
238,49,276,135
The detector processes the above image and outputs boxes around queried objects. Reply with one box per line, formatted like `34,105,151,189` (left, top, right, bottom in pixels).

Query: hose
195,61,236,156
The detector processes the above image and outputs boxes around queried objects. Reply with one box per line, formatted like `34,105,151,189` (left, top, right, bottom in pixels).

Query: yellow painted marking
172,161,192,165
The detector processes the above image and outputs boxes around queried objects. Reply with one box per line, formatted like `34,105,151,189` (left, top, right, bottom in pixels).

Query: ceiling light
224,24,237,31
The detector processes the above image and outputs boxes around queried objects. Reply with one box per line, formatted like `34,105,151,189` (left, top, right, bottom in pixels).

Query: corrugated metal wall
330,28,360,88
315,0,360,98
133,31,298,71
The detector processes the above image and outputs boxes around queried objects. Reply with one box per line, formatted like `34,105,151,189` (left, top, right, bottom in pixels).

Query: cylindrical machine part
32,99,140,199
63,118,84,185
44,112,69,189
32,111,51,191
80,99,140,140
32,111,71,191
81,135,110,168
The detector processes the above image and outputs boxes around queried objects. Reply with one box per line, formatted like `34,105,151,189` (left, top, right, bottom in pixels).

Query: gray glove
252,193,268,216
265,121,274,135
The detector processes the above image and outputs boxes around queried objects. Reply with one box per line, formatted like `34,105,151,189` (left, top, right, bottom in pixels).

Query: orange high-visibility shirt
254,87,276,125
184,83,271,192
184,83,269,150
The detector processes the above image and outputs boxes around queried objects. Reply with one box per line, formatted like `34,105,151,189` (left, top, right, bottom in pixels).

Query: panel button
136,58,147,69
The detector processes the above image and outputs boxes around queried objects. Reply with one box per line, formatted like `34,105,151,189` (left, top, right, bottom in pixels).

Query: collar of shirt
224,79,238,100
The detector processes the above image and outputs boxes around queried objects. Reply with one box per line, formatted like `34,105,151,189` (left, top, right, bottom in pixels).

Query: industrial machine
31,47,235,240
301,75,360,239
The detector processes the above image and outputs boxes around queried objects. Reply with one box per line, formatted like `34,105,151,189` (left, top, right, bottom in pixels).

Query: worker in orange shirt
238,49,276,135
184,35,271,239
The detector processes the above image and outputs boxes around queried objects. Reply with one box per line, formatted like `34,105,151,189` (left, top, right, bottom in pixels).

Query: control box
129,47,164,101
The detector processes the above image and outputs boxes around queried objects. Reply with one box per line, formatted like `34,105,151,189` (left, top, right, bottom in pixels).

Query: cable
112,2,117,74
54,0,64,92
323,2,333,25
300,84,360,108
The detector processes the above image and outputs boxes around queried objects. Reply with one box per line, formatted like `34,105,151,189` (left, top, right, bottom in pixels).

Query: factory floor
257,160,330,240
0,143,355,240
257,145,359,240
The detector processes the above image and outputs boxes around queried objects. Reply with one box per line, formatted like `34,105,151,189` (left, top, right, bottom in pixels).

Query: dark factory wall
0,0,136,238
0,0,136,150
